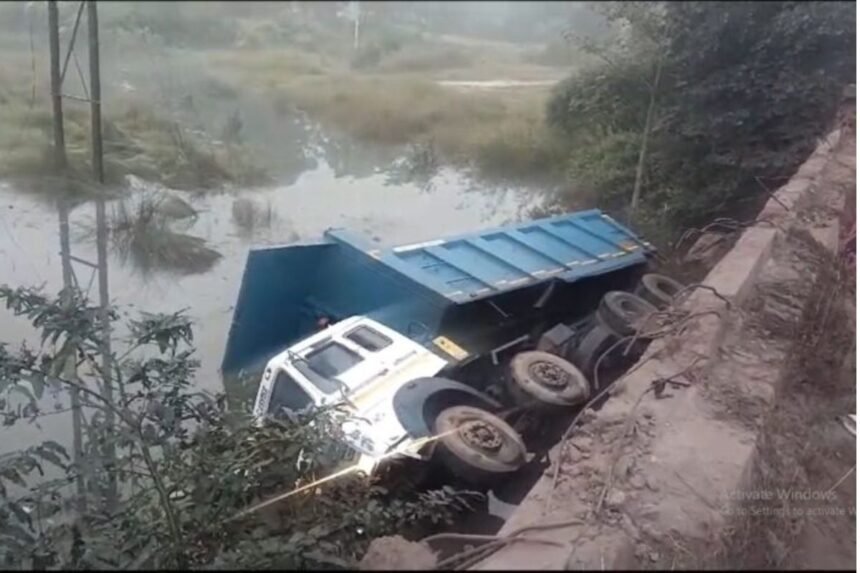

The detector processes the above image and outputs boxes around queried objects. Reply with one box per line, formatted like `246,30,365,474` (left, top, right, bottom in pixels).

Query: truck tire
635,273,685,309
566,323,619,391
597,291,658,337
433,405,527,485
507,351,590,408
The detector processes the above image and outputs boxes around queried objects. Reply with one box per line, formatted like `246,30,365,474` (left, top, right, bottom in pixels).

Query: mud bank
471,112,855,570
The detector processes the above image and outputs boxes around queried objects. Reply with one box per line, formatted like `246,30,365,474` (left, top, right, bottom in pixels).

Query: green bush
0,286,482,569
548,1,856,231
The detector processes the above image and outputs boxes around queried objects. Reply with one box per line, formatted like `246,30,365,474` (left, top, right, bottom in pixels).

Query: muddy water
0,160,544,384
0,130,548,465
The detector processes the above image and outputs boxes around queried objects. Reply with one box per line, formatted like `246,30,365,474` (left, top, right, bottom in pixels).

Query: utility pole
349,0,361,51
48,0,118,513
48,0,66,170
49,0,86,512
87,0,118,511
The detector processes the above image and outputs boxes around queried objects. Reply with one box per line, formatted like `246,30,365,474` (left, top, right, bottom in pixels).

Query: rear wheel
433,405,527,485
597,291,658,337
508,351,590,409
635,273,685,309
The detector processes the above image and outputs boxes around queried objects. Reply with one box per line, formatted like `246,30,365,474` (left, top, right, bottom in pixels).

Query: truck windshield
302,341,363,391
268,370,312,418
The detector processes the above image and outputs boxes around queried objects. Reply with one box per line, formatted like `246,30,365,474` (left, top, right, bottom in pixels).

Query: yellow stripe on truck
433,336,469,361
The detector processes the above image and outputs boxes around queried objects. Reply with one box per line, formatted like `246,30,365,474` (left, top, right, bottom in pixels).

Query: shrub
0,286,482,569
548,1,856,231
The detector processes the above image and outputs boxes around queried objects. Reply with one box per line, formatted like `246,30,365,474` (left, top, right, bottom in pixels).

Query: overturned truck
222,210,682,483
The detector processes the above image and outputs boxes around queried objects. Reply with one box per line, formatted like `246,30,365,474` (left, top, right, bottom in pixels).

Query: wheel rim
511,352,590,407
459,420,503,451
527,360,570,389
434,407,526,471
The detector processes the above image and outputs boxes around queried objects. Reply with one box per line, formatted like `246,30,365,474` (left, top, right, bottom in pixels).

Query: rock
649,551,660,563
606,489,626,508
683,231,729,266
629,474,646,489
645,475,660,492
634,543,650,561
640,522,662,540
359,536,437,570
614,455,635,480
597,411,626,426
579,408,598,424
570,436,593,452
620,513,640,541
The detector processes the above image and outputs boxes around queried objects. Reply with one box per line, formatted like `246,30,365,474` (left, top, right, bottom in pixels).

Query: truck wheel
635,273,685,309
597,291,658,337
508,351,590,408
566,323,619,391
433,405,527,485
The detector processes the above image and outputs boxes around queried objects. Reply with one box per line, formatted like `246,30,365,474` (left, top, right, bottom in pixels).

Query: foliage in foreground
549,1,856,232
0,286,479,569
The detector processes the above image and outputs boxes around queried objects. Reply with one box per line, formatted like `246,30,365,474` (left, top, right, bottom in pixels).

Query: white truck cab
252,316,448,473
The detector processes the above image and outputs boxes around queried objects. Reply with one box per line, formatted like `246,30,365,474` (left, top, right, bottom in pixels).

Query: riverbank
208,44,573,184
0,57,267,195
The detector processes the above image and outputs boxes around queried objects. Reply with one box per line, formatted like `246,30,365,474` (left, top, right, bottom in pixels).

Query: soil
359,536,438,570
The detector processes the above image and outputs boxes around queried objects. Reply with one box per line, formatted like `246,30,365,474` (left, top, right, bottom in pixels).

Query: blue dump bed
221,209,653,374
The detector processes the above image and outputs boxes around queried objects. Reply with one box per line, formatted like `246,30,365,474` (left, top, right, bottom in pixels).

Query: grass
0,57,268,194
108,193,222,276
209,46,570,182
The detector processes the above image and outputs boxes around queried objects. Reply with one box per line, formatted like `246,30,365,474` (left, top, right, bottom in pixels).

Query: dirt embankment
466,105,855,571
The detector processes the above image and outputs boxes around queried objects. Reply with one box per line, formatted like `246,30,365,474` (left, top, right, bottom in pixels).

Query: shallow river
0,126,551,460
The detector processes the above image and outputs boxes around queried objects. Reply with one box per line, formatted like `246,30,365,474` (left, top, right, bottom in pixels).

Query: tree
0,285,479,569
556,2,671,213
549,1,855,230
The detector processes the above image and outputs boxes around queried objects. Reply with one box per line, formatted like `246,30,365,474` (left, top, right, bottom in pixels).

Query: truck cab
253,317,449,471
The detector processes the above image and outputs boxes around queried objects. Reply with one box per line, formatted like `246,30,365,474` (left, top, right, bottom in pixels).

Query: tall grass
211,49,565,181
108,193,221,275
0,58,267,193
